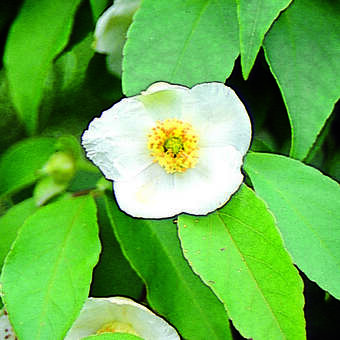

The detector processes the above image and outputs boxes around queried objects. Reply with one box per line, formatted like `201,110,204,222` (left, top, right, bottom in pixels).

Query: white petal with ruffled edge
82,98,154,181
65,297,180,340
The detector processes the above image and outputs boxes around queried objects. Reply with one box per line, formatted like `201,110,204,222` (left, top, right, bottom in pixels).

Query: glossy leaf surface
245,152,340,299
178,185,306,340
123,0,239,95
0,196,101,340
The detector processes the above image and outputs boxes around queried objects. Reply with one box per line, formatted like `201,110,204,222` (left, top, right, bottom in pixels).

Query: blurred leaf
244,152,340,299
237,0,292,79
0,195,101,340
91,197,144,299
0,137,56,197
329,151,340,182
178,185,305,340
263,0,340,160
105,195,232,340
123,0,239,96
0,70,25,150
83,333,143,340
4,0,82,134
0,198,37,269
250,137,274,153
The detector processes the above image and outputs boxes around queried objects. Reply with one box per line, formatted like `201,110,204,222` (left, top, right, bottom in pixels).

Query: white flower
93,0,141,75
65,297,180,340
0,309,16,340
82,82,252,218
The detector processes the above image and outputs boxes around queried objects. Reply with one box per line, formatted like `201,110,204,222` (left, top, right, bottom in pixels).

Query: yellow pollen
147,118,199,173
96,321,138,336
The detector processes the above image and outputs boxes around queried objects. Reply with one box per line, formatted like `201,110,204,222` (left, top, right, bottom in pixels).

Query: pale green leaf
122,0,239,96
0,198,37,269
263,0,340,159
237,0,292,79
4,0,82,134
0,196,101,340
244,152,340,299
178,185,306,340
104,195,232,340
0,137,56,197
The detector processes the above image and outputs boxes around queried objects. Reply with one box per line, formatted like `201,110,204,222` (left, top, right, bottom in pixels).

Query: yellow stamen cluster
147,118,199,174
97,321,138,336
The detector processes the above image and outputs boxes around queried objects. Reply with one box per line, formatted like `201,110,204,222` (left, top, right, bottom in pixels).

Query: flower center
147,118,199,174
97,321,138,336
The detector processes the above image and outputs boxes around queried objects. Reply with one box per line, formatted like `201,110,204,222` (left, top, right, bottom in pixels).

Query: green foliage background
0,0,339,339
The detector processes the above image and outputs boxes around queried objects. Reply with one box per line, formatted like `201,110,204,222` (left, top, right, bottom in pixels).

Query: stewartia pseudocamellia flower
82,82,252,218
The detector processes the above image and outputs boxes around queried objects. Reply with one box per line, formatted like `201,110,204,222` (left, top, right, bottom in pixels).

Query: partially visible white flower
0,309,16,340
65,297,180,340
82,82,252,218
93,0,141,75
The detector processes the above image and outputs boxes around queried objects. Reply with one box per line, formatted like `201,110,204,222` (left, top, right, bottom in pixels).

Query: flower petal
0,310,16,340
65,297,180,340
114,146,244,218
182,82,252,154
174,145,244,215
94,0,140,55
114,163,179,218
82,98,154,181
137,82,190,122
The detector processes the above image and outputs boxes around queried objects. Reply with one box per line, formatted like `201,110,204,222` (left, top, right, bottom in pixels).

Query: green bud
43,151,76,184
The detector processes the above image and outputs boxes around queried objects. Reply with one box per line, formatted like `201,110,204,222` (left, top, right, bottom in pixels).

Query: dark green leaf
4,0,82,134
0,195,101,340
178,185,306,340
91,197,144,299
105,195,232,340
244,152,340,299
123,0,239,95
263,0,340,159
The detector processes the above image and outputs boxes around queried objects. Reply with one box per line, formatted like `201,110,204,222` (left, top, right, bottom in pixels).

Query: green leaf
89,0,111,21
0,198,37,269
0,195,101,340
91,197,144,299
244,152,340,299
178,185,306,340
122,0,239,96
0,137,56,197
237,0,292,79
4,0,82,134
263,0,340,160
104,195,232,340
83,333,143,340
